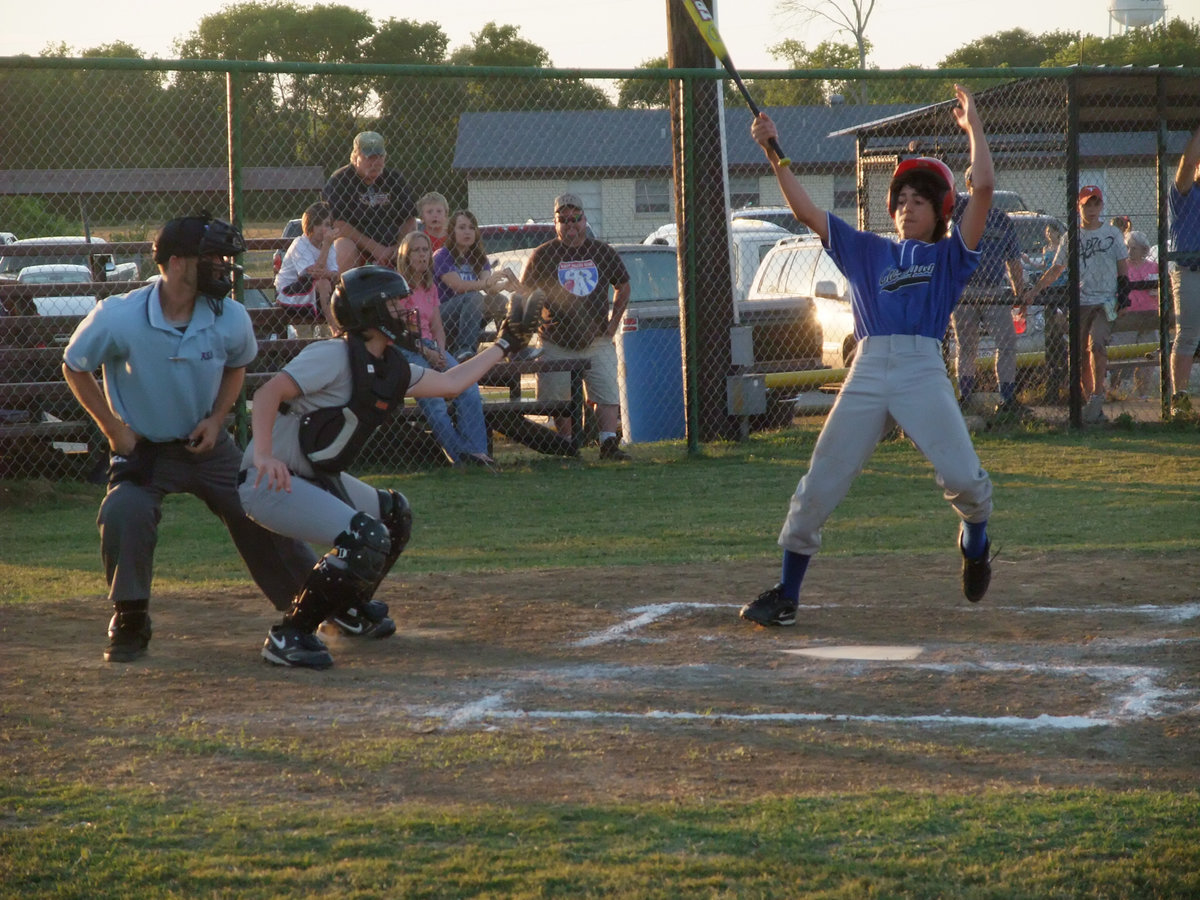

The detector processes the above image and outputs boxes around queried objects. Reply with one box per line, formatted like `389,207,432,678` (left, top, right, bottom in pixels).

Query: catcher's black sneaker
599,436,631,461
324,600,396,639
104,612,152,663
961,541,992,603
262,624,334,669
740,584,798,627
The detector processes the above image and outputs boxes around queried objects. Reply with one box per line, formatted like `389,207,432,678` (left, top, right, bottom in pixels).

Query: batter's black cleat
262,624,334,669
104,612,152,663
324,600,396,639
961,541,992,603
739,584,798,627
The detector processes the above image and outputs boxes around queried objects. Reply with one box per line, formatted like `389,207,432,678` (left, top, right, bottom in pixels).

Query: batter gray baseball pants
778,334,993,556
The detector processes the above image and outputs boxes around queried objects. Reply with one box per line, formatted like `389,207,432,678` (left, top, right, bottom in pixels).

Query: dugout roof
829,71,1200,142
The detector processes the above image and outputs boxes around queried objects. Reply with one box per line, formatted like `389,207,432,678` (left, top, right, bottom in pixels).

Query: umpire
62,214,317,663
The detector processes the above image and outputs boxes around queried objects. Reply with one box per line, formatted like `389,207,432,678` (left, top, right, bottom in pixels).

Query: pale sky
2,0,1198,70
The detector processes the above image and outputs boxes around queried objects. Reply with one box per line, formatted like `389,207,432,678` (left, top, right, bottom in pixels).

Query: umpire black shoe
599,436,631,461
961,542,992,603
104,612,152,663
739,584,798,627
262,624,334,669
324,600,397,639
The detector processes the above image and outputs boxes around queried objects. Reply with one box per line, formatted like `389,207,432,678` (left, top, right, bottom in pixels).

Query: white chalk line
437,600,1200,735
572,601,1200,648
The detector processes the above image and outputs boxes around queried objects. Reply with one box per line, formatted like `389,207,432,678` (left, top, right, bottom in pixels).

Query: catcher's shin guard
364,490,412,603
286,512,392,630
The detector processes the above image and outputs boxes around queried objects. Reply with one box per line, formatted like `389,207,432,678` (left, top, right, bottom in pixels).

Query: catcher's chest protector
298,335,412,473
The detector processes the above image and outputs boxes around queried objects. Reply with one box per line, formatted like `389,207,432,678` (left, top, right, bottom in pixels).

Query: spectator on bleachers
274,200,337,336
395,231,497,471
1110,230,1160,400
323,131,416,272
432,209,513,361
417,192,451,253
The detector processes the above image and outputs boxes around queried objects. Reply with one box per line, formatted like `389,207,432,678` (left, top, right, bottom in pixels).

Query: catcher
239,265,542,668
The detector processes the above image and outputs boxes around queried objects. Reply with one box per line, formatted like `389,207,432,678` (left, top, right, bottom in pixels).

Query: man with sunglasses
519,194,632,460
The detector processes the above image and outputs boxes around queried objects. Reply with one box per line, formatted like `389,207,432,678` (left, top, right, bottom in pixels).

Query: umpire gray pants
778,334,993,556
98,431,317,610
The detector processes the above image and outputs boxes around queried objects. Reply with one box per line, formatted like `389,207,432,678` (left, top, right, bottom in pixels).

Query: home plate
784,645,924,661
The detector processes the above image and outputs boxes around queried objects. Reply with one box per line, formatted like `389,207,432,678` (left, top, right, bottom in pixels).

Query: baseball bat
681,0,791,166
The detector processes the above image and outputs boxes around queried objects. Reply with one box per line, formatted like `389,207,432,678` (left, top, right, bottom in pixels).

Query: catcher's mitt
494,289,545,358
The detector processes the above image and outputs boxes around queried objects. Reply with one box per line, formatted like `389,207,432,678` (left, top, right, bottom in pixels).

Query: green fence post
226,68,250,448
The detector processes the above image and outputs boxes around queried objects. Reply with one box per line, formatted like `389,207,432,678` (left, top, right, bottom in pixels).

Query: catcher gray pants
239,467,383,548
98,431,316,610
778,334,993,556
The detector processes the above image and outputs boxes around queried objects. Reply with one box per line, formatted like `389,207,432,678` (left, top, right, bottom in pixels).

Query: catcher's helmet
331,265,414,344
888,157,956,220
153,214,246,300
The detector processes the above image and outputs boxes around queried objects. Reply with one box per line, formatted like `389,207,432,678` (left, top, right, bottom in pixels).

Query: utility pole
666,0,739,442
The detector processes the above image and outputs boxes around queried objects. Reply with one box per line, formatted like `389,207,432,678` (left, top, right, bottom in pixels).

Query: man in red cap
1023,185,1129,423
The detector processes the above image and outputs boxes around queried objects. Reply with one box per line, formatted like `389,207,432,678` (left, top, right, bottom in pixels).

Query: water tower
1108,0,1167,34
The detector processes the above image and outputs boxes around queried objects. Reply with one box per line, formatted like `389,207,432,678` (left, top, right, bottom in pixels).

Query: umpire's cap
153,215,245,265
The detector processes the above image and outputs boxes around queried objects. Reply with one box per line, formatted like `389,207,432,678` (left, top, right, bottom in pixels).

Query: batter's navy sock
958,375,976,400
960,520,989,560
779,551,810,602
1000,382,1017,403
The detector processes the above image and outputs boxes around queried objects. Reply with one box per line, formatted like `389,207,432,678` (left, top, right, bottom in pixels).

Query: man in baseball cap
518,192,633,460
322,130,416,272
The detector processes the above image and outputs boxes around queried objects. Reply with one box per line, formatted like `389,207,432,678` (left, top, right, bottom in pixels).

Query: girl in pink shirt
396,232,496,470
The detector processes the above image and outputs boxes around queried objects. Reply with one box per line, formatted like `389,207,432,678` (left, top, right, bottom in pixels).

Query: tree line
0,3,1196,232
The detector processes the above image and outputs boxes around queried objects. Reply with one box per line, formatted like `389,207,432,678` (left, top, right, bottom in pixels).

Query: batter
741,84,996,628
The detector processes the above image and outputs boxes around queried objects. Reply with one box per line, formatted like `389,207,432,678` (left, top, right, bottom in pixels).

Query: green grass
4,422,1200,603
3,422,1200,895
3,784,1197,898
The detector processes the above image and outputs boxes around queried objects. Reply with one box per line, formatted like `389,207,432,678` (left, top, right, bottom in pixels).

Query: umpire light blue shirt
64,282,257,442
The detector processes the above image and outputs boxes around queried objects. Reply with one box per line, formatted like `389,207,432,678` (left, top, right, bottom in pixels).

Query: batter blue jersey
824,213,980,341
63,282,257,442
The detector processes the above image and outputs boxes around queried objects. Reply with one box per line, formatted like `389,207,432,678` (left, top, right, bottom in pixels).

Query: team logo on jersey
878,263,936,293
557,260,599,297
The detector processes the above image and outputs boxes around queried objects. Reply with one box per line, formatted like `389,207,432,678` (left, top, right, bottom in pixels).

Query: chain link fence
1,59,1196,479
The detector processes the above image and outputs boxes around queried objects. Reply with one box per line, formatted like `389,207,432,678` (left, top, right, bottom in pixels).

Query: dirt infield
4,552,1198,804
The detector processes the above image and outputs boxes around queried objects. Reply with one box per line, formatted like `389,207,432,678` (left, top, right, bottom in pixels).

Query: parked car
1005,212,1070,284
0,236,137,284
489,241,820,366
752,234,1048,372
731,205,810,235
955,190,1033,214
0,232,17,245
480,221,595,253
642,219,793,303
15,264,99,316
